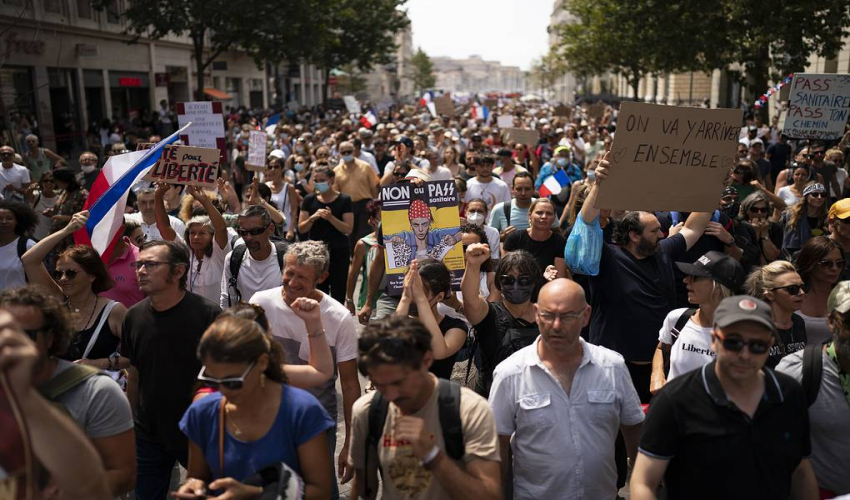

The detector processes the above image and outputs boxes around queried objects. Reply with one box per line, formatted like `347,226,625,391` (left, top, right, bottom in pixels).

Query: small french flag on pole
538,170,570,197
419,92,432,107
471,102,489,121
360,109,378,129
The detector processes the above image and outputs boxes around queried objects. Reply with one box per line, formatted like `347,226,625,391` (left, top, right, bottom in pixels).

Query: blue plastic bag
565,214,603,276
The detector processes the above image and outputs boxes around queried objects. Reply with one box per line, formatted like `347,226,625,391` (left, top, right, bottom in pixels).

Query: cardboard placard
177,101,226,162
497,115,515,128
136,142,155,151
433,95,454,115
596,103,741,212
484,98,498,108
783,73,850,140
381,180,462,295
554,104,572,119
343,95,360,114
502,127,540,147
246,130,268,171
144,145,221,188
588,102,606,120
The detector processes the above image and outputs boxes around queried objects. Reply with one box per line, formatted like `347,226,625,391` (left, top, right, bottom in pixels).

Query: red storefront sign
119,77,142,87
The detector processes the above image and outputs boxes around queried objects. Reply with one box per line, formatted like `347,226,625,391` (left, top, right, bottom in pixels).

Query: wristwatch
307,328,326,338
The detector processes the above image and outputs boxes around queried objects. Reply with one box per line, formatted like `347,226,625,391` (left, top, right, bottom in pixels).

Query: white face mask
466,212,485,226
81,164,97,173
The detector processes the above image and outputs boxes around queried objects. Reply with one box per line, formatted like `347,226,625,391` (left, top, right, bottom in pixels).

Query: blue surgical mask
294,163,305,172
315,182,330,193
557,157,568,167
343,154,354,163
586,170,596,182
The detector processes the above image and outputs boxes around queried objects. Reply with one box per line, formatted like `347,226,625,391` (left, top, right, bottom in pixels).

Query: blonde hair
745,260,797,301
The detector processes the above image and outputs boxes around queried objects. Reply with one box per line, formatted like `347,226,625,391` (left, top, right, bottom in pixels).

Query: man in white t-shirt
464,155,511,212
0,145,32,202
219,205,285,308
250,240,360,496
125,188,185,242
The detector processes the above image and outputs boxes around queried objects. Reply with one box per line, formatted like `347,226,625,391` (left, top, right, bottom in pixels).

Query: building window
44,0,66,14
106,0,120,23
2,0,24,6
76,0,92,19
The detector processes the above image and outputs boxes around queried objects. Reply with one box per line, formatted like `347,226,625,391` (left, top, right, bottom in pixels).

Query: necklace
225,404,244,436
68,296,98,330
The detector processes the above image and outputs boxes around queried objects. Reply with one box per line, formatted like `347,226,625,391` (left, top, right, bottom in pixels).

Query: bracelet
345,298,354,304
307,328,325,338
421,446,441,467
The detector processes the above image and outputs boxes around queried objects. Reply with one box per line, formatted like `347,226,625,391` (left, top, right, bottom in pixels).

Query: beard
636,236,658,257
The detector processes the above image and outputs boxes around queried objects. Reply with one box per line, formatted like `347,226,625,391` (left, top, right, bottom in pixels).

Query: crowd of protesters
1,93,849,500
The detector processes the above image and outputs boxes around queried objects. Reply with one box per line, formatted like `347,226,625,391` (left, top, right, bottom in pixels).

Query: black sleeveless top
64,300,119,361
429,316,468,379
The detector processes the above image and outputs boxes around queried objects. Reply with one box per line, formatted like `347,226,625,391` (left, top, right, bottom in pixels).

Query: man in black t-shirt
121,240,221,500
576,157,711,403
630,296,818,500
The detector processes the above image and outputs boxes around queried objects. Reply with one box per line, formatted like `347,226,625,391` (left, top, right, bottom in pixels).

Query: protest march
1,53,850,500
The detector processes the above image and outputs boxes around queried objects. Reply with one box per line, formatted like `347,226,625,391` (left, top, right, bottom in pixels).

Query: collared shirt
639,361,811,500
488,337,644,499
333,159,378,202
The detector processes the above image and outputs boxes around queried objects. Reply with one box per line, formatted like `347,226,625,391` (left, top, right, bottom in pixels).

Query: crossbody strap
82,301,118,360
219,396,227,477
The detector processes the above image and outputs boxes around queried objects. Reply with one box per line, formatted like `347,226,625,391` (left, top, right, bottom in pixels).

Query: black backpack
364,378,464,498
226,240,288,306
801,344,824,408
662,308,697,376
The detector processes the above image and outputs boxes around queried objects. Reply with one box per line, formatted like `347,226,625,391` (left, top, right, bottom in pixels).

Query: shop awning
203,88,233,100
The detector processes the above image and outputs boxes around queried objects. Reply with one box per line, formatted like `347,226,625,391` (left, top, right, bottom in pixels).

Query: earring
260,373,266,388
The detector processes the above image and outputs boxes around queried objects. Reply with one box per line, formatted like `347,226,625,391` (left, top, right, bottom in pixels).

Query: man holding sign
572,152,712,403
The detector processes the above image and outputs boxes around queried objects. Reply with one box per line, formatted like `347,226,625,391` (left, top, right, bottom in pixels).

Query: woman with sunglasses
745,260,808,368
155,184,230,304
297,164,353,303
265,156,299,242
503,198,570,281
25,171,58,240
21,211,128,368
650,251,743,394
739,192,783,266
795,236,845,346
176,315,333,500
776,161,811,207
780,182,828,254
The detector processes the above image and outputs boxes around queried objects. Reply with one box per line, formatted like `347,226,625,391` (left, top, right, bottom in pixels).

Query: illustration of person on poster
382,180,464,295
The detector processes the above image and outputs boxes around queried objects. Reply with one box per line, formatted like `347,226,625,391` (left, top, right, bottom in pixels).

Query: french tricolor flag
471,102,489,121
360,109,378,129
74,124,190,262
419,92,432,107
538,170,570,197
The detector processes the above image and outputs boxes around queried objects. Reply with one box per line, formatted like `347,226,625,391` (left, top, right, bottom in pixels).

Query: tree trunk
321,67,330,105
747,47,771,121
192,33,207,101
631,76,641,102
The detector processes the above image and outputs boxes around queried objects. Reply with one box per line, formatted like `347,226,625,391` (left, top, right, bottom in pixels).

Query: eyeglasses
771,283,809,295
237,226,268,237
749,206,768,214
197,361,256,390
808,192,826,198
807,151,825,158
499,275,534,287
0,152,13,157
713,332,770,355
131,260,170,271
538,310,583,324
52,269,79,281
267,164,282,170
818,259,845,269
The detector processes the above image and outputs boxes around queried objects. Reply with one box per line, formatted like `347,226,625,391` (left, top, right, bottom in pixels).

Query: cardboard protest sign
484,98,498,108
343,95,360,114
588,102,606,120
136,142,155,151
783,73,850,140
554,104,572,119
497,115,515,128
433,95,454,115
144,145,220,188
177,101,226,162
246,130,268,171
381,180,463,295
502,127,540,147
0,372,34,500
596,102,742,212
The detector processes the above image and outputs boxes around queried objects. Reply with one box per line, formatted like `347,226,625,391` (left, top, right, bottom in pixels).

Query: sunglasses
713,332,770,355
197,361,256,390
340,150,354,154
749,206,768,214
0,152,13,157
237,226,268,237
808,192,826,198
818,259,845,269
499,275,534,287
771,283,809,295
52,269,79,281
393,171,408,177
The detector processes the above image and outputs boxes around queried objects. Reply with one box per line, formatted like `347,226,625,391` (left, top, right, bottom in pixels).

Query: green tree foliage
410,48,436,94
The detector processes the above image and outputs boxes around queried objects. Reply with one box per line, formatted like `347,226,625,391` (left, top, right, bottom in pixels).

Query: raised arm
345,240,368,314
751,180,786,211
21,211,90,299
153,183,178,241
679,212,712,251
186,186,228,250
580,151,609,224
462,243,492,326
283,297,334,389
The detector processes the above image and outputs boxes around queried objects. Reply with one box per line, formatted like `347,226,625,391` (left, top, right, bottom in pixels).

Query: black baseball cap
497,148,512,157
675,251,746,292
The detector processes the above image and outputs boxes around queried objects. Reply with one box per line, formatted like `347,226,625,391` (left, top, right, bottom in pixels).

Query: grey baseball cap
828,281,850,314
713,295,775,332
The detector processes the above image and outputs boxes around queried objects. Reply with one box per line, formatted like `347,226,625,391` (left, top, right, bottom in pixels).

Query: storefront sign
154,73,170,87
5,33,44,55
176,101,227,162
75,44,98,57
143,145,220,188
119,77,142,87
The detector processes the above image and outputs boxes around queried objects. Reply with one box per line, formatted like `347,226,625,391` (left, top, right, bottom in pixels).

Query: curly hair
58,245,115,293
358,316,433,376
0,285,75,358
0,200,38,236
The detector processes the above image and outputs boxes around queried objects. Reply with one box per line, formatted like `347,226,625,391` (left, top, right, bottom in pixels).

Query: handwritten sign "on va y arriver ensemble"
597,102,742,212
144,145,220,188
783,73,850,140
